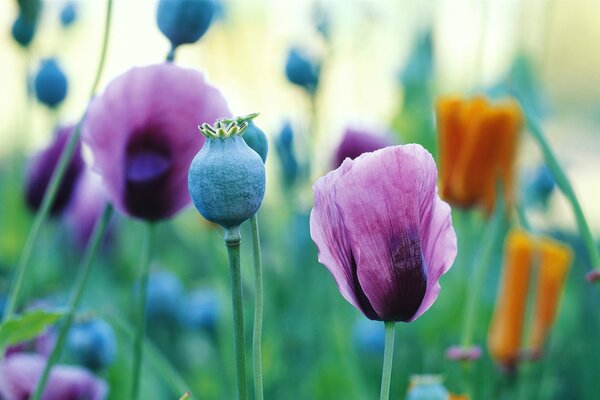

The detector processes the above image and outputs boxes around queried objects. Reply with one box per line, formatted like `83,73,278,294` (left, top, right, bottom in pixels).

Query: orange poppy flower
488,230,533,367
436,96,522,213
488,229,572,368
530,237,572,354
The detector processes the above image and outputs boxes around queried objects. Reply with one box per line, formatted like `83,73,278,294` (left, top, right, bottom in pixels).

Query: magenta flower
82,64,229,221
65,169,110,247
310,144,457,321
25,125,83,215
332,127,392,169
0,353,107,400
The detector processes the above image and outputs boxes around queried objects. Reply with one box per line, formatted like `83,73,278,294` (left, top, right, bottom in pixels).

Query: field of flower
1,1,600,399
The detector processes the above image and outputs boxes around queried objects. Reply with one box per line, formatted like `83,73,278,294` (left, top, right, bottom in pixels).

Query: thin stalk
103,310,190,396
527,116,600,274
166,46,176,63
131,223,155,400
250,215,264,400
224,226,248,400
31,204,113,400
379,321,396,400
2,0,113,323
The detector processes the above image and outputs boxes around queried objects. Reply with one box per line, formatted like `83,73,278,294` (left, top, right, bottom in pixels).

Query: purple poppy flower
5,328,56,359
25,125,83,215
82,63,230,221
310,144,457,322
65,169,110,247
0,353,108,400
332,127,392,169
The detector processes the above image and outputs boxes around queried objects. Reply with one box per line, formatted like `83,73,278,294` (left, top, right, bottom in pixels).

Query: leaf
0,308,66,348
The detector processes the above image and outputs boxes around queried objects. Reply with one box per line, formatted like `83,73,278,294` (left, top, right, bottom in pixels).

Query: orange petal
481,100,523,213
530,237,572,353
488,229,534,367
436,96,466,205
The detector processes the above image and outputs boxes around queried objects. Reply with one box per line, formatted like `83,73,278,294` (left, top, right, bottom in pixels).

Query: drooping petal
335,145,455,321
310,161,378,319
413,183,457,320
83,63,230,221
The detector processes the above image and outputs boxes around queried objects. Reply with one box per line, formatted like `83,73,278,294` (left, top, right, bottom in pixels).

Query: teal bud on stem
242,120,268,163
188,114,266,228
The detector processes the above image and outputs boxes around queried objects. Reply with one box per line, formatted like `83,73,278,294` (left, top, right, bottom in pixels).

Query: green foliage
0,308,65,348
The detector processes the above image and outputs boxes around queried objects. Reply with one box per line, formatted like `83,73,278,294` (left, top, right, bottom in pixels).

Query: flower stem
1,0,113,324
224,226,247,400
379,321,396,400
131,223,155,400
31,204,113,400
460,203,505,348
250,214,264,400
526,116,600,275
166,46,176,63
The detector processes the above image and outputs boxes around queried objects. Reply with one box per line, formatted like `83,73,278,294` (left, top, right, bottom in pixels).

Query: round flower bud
67,318,117,371
179,289,220,333
188,114,266,228
156,0,216,49
146,270,184,321
285,47,320,93
11,14,37,48
60,2,78,27
242,120,268,163
34,58,68,108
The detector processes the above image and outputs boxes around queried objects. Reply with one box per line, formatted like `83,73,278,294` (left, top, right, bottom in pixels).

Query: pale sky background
1,0,599,233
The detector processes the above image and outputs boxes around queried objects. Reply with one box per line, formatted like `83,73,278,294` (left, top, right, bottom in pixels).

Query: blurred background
1,0,600,399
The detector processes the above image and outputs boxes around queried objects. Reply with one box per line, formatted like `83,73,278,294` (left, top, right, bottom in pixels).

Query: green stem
1,0,113,324
516,203,532,232
250,215,264,400
527,116,600,273
460,203,505,348
102,310,190,396
166,46,176,63
379,321,396,400
131,223,155,400
224,226,248,400
31,204,113,400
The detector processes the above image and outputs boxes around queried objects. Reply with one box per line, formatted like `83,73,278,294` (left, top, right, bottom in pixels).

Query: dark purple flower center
124,133,173,221
352,233,427,322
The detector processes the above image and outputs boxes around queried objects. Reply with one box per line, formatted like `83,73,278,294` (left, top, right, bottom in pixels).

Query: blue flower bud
156,0,216,49
34,58,68,108
188,115,266,228
353,319,385,355
285,47,320,93
11,14,37,48
524,164,555,209
60,2,78,27
67,318,117,371
146,270,184,321
242,120,268,163
274,121,298,188
406,375,449,400
179,289,220,333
